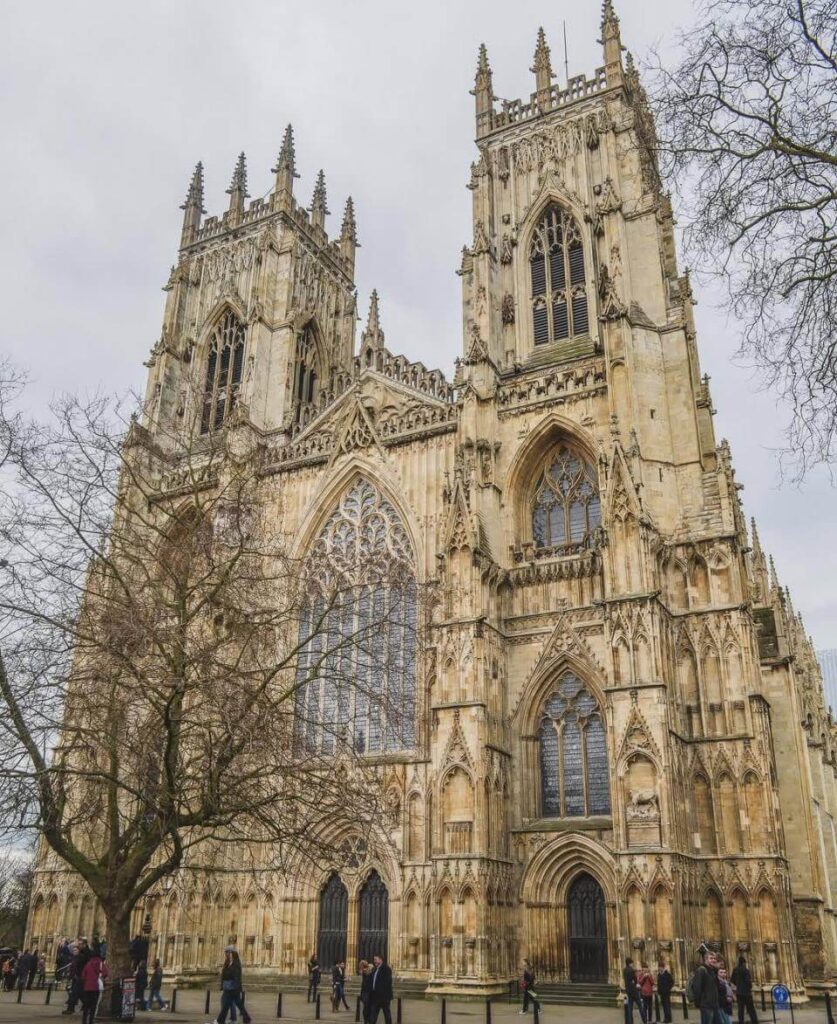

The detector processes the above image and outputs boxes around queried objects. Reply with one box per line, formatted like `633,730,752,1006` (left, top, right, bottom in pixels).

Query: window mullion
565,249,574,336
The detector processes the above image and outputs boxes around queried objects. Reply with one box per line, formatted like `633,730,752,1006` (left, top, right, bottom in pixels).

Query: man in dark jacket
308,954,321,1003
368,955,393,1024
624,958,647,1023
62,940,90,1015
731,956,758,1024
332,961,350,1011
691,951,723,1024
657,960,675,1023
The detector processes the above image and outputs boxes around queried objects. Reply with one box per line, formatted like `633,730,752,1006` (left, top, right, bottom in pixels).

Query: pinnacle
531,25,554,79
601,0,620,32
181,161,205,212
340,196,358,243
477,42,491,74
272,123,298,176
227,151,249,197
368,289,380,332
311,169,329,215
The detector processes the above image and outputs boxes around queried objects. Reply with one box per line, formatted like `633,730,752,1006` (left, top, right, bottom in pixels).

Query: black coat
332,966,345,986
657,968,674,995
360,972,374,1002
693,965,720,1009
731,964,752,996
623,965,639,997
221,959,242,992
369,963,393,1003
135,966,148,991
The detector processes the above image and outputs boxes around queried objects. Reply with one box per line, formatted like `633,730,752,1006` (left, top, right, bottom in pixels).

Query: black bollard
441,997,447,1024
655,993,661,1023
486,997,492,1024
242,990,247,1006
356,996,362,1023
789,990,795,1024
682,990,688,1020
170,987,177,1012
398,997,403,1024
316,993,321,1020
16,988,23,1004
205,990,211,1014
534,1001,540,1024
45,984,52,1005
277,992,283,1018
827,991,835,1024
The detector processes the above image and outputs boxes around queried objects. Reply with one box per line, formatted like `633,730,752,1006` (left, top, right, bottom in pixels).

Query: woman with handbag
217,947,252,1024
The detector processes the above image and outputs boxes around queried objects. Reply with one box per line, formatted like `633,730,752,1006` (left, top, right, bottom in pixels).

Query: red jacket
81,956,108,993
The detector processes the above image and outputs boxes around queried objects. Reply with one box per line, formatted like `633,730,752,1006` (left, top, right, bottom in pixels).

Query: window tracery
529,205,589,346
292,326,320,426
200,310,245,434
538,671,610,818
531,444,601,551
295,479,417,755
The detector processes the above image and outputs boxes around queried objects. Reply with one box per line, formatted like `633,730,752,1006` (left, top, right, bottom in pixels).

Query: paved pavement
0,988,829,1024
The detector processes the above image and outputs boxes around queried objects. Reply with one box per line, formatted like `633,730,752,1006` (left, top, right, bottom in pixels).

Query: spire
471,43,495,135
310,169,329,230
769,555,780,593
226,152,249,225
600,0,624,85
272,124,299,196
179,161,205,247
531,27,554,99
339,196,359,275
361,290,385,352
750,517,762,557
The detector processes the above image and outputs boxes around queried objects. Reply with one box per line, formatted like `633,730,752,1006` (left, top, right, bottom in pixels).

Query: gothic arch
520,832,617,906
515,649,608,737
505,414,600,546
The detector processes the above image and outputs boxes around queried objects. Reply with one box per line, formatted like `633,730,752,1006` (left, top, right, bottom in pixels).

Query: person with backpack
638,963,655,1023
657,959,675,1023
730,956,758,1024
624,958,647,1023
688,949,723,1024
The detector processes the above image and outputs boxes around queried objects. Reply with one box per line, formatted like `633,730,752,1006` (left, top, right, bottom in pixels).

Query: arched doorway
318,873,348,970
567,872,608,983
357,870,389,965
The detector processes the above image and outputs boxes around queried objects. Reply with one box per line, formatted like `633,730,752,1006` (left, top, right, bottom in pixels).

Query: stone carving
501,293,515,324
500,233,515,264
473,220,492,256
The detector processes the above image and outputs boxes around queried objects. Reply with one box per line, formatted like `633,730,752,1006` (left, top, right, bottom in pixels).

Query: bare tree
648,0,837,476
0,849,34,948
0,382,418,1006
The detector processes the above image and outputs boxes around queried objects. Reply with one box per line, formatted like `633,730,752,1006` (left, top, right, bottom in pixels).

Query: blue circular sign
772,985,790,1005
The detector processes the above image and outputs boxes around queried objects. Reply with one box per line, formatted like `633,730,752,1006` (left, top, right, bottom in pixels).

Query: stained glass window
295,479,417,755
529,205,589,346
200,310,245,434
531,444,601,551
538,671,611,818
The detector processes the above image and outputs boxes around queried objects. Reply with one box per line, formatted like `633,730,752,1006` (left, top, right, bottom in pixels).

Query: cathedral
27,3,837,998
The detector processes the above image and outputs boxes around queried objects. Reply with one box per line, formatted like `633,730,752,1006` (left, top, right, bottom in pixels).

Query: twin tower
30,2,837,997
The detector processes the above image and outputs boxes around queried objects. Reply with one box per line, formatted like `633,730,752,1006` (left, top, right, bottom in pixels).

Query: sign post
120,976,136,1021
771,983,790,1024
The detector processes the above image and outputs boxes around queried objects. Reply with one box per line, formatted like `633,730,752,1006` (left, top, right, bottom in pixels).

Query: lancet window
531,443,601,551
200,310,245,434
294,479,417,755
292,326,320,426
529,204,589,346
538,671,610,818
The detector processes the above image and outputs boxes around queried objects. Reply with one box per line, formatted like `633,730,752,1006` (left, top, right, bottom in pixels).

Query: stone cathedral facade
28,5,837,996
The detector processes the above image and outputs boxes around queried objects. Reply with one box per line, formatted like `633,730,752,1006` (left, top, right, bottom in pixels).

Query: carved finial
531,27,554,97
471,43,495,128
600,0,624,84
272,124,299,195
310,169,329,230
339,196,359,275
226,152,249,224
750,517,763,556
180,161,205,247
769,555,780,592
361,289,385,351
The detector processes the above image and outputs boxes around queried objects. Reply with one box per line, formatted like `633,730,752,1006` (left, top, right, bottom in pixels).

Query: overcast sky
1,1,834,651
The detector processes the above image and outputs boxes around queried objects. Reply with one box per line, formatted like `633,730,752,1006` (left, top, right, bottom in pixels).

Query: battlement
477,67,610,139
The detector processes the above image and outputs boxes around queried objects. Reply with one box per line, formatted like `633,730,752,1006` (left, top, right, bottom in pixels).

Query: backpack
686,968,701,1005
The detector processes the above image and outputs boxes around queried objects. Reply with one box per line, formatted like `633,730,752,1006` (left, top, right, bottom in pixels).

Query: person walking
308,954,322,1004
690,950,723,1024
359,961,374,1024
135,960,148,1011
79,948,108,1024
217,947,252,1024
731,956,758,1024
332,961,350,1011
36,954,47,989
624,958,647,1023
657,960,674,1024
519,959,541,1015
367,955,393,1024
638,963,655,1023
148,959,167,1011
16,949,33,991
62,939,90,1015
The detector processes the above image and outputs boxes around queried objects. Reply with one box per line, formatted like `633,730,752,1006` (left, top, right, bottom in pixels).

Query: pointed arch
199,307,246,434
693,773,717,854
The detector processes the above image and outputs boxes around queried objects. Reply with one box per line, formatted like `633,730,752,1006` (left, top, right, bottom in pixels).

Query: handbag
222,978,237,991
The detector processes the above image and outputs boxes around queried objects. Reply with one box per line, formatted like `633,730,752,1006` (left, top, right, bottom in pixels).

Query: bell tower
142,126,359,448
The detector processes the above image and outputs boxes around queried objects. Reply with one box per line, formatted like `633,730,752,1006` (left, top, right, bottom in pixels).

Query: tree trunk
100,907,132,1020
